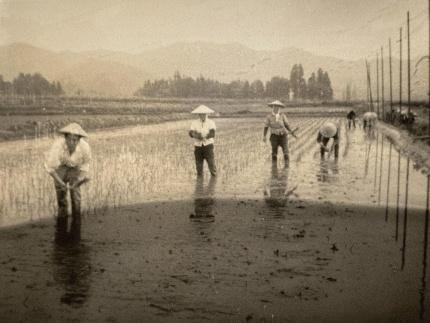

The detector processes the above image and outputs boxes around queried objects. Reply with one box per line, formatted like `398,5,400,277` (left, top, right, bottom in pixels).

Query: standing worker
189,105,217,177
263,100,297,168
346,110,356,129
317,122,340,159
45,123,91,222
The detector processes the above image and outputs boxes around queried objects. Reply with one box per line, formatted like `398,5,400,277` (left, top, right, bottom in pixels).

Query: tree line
0,73,64,97
135,65,333,100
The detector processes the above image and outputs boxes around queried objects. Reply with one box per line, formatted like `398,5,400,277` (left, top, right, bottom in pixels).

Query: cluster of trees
0,73,64,96
135,65,333,100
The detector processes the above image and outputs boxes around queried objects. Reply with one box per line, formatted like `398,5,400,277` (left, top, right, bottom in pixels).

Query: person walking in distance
189,105,217,177
263,100,297,168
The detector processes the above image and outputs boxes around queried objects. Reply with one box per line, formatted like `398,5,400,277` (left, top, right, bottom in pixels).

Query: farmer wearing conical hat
317,122,340,159
263,100,297,167
45,123,91,220
189,105,217,177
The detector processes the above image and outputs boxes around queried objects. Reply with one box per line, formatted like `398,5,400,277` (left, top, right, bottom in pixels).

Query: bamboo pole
407,11,411,115
400,27,403,114
377,53,380,118
389,38,393,122
381,46,385,120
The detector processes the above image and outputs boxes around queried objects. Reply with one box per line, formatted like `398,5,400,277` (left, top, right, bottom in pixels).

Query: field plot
1,116,430,322
0,116,428,226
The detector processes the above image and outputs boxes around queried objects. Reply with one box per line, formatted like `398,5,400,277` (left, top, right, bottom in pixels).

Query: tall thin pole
400,27,403,114
407,11,411,115
377,53,380,118
428,0,430,136
381,46,385,120
389,38,393,122
366,60,374,111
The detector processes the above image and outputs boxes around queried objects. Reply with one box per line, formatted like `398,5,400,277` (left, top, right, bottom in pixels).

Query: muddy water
0,117,429,224
2,117,430,321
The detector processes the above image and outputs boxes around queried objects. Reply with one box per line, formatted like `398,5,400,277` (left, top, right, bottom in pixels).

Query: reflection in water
191,176,217,219
385,142,393,221
378,136,385,205
373,133,379,191
316,159,339,184
264,165,297,210
52,215,91,307
420,175,430,320
396,149,402,241
401,157,410,270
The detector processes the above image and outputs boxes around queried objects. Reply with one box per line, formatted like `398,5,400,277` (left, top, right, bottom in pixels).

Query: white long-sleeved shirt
190,118,216,146
44,137,91,176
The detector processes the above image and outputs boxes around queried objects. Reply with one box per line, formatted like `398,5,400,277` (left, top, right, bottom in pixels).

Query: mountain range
1,42,427,100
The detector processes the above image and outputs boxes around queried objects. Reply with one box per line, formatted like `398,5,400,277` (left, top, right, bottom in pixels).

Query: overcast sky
1,0,427,60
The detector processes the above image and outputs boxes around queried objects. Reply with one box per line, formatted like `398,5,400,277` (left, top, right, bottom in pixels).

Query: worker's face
198,114,207,122
272,106,280,114
65,134,80,153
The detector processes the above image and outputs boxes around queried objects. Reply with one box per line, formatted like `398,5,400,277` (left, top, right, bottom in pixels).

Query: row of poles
365,4,430,136
368,132,429,319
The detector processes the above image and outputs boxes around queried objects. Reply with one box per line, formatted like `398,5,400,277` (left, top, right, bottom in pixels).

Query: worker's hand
195,132,203,140
263,136,267,143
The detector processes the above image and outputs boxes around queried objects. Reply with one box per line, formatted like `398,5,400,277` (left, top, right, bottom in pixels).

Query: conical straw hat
59,123,88,138
191,105,215,114
320,122,337,138
369,112,378,120
268,100,285,108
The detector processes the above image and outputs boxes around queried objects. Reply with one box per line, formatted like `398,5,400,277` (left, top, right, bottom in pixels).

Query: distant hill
0,42,427,99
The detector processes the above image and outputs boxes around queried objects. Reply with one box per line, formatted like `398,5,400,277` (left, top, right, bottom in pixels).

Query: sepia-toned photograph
1,0,430,321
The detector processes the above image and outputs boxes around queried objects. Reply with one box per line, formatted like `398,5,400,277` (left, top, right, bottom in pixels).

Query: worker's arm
206,129,215,139
282,115,297,138
316,132,322,143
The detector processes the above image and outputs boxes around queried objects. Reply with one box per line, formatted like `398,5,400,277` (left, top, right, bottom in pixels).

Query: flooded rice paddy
1,117,430,321
0,117,428,226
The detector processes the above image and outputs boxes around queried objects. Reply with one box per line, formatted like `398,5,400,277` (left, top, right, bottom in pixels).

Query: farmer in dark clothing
317,122,340,159
263,100,297,168
347,110,356,129
189,105,217,177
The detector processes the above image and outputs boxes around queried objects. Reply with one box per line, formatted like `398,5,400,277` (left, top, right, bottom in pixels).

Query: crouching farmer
317,122,340,159
189,105,217,177
45,123,91,219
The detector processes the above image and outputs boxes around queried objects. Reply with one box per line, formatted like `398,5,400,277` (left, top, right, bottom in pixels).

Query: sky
0,0,428,60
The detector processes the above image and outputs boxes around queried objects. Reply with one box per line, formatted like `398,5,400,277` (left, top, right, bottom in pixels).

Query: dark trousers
348,119,356,129
194,144,217,176
54,166,82,217
270,134,289,165
320,137,339,159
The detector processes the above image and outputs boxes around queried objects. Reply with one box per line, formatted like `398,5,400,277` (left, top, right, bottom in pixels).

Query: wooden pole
377,53,380,118
389,38,393,122
407,11,411,115
400,27,403,114
366,60,375,111
428,0,430,136
381,46,385,120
